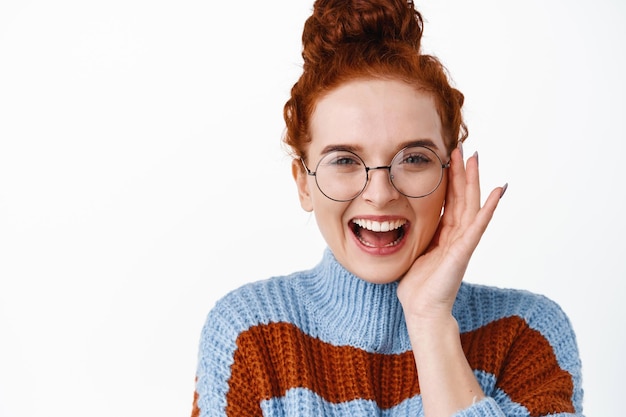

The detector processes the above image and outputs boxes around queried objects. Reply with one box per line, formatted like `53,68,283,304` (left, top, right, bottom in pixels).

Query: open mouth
350,218,407,248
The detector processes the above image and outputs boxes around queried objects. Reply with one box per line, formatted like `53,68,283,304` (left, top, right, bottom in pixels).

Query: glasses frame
300,145,450,202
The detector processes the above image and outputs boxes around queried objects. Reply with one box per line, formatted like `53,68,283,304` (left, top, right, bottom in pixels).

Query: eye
394,147,438,172
401,152,432,165
319,151,364,174
324,151,363,167
328,153,361,165
332,156,359,165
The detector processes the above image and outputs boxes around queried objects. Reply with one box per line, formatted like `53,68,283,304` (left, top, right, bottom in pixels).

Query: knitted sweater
191,249,584,416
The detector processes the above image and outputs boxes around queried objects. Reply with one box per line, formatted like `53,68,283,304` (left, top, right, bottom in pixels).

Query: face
293,78,449,284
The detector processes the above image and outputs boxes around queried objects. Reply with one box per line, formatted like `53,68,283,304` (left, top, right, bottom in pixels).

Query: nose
360,166,399,206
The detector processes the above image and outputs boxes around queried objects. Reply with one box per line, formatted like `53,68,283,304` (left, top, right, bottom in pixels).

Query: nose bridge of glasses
359,163,401,203
364,164,395,188
366,164,392,176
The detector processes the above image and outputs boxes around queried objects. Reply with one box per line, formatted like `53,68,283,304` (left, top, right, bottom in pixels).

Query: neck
299,249,411,353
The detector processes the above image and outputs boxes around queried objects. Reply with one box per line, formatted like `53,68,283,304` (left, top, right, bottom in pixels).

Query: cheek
417,202,443,230
311,196,350,233
410,189,446,237
422,180,446,213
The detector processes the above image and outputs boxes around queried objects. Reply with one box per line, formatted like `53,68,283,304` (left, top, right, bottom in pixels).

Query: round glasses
301,145,450,202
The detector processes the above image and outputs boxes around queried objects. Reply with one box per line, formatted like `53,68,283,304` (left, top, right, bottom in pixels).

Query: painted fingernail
500,183,509,199
458,141,464,159
473,151,479,167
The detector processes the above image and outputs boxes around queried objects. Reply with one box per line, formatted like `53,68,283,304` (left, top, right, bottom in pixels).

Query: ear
292,159,314,212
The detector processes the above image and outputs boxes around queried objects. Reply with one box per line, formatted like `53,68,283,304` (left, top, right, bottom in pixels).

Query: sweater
191,249,584,416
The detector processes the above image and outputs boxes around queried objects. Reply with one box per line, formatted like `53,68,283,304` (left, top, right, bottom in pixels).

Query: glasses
301,145,450,202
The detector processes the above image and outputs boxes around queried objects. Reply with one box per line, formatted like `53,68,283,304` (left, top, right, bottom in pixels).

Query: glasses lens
314,151,367,201
390,146,444,198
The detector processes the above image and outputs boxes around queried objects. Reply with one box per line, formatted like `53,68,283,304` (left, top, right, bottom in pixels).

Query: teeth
357,234,404,248
352,219,406,232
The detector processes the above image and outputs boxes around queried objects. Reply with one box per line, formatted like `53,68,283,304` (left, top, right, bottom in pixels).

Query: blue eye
395,149,437,173
403,153,431,165
332,156,359,165
324,151,363,167
319,151,364,174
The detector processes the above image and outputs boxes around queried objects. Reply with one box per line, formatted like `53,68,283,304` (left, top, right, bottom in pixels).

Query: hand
397,144,507,323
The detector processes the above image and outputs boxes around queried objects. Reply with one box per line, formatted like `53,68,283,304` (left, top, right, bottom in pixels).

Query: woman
191,0,584,416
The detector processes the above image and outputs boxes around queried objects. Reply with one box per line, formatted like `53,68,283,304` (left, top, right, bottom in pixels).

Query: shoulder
455,282,582,379
201,269,314,340
455,283,572,335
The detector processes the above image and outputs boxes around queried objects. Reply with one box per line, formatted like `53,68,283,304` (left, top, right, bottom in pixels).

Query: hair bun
302,0,423,69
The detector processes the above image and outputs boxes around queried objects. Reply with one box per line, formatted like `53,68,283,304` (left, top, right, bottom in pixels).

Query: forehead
309,78,445,158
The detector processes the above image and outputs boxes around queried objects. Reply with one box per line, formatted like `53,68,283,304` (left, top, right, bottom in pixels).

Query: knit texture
191,249,584,416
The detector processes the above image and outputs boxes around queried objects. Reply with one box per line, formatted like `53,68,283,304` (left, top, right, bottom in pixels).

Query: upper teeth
352,219,406,232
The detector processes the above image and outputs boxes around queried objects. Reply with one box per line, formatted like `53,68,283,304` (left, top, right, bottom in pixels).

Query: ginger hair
283,0,467,160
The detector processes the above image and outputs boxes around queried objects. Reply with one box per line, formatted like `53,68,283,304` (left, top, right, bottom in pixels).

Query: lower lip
350,225,409,256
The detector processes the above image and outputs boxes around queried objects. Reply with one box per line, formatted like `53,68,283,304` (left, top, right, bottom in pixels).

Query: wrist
405,313,460,346
406,314,486,417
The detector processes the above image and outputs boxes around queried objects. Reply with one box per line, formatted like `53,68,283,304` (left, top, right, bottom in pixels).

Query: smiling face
293,78,449,284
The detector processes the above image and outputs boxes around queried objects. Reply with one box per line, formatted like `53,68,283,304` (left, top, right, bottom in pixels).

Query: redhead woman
191,1,584,416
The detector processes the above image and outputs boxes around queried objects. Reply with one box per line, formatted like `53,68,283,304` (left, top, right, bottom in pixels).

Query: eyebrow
319,139,442,156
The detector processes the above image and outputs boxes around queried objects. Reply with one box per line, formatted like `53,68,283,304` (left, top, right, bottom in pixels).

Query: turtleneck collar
297,248,411,354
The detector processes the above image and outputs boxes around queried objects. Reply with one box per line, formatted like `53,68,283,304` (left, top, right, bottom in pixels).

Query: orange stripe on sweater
191,316,574,416
462,316,575,415
225,321,419,415
191,389,199,417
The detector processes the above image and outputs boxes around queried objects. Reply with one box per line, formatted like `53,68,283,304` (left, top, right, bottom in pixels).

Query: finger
463,151,481,217
444,145,467,223
463,184,507,249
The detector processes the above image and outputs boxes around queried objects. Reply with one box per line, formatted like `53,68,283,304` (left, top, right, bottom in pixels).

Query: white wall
0,1,623,416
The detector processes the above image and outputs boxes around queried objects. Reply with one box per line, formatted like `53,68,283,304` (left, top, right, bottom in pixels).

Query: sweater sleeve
456,292,585,417
191,297,258,417
453,397,505,417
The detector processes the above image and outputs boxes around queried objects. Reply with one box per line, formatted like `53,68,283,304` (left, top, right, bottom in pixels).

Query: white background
0,1,624,416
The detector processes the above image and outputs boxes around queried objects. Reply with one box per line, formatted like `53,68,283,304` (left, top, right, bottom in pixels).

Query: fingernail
458,141,464,159
500,183,509,199
473,151,479,167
